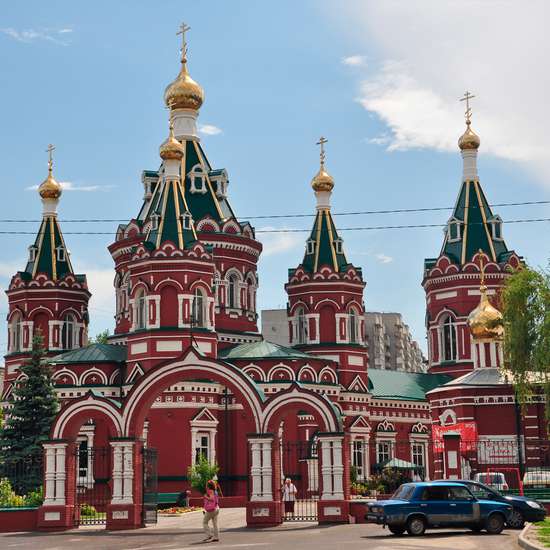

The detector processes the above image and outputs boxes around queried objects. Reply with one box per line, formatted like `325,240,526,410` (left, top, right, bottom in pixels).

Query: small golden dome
38,168,62,200
311,167,334,192
468,285,504,341
164,61,204,111
159,121,184,160
458,122,480,151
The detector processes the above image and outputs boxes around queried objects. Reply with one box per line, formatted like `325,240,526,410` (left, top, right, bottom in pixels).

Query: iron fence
0,455,43,508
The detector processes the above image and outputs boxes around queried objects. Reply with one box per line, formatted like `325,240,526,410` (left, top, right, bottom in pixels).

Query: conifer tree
0,331,59,473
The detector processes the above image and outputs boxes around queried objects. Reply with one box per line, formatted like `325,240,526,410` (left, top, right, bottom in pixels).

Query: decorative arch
377,419,396,432
53,369,78,386
411,422,429,434
318,366,338,384
243,365,266,382
267,364,295,381
79,368,109,386
439,408,457,426
297,365,317,383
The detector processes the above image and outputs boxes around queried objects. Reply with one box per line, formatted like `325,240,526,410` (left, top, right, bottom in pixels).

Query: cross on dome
176,22,191,64
46,143,55,173
460,91,476,125
316,136,328,167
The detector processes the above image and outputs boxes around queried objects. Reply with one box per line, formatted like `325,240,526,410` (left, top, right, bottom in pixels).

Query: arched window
296,307,307,344
441,315,457,361
192,288,206,328
61,313,77,350
136,290,147,330
12,313,22,352
348,308,360,344
247,276,256,313
228,274,239,309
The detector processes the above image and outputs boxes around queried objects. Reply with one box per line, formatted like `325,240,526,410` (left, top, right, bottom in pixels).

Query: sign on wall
432,422,478,452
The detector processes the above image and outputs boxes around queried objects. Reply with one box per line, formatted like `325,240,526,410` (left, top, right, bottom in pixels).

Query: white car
523,470,550,489
473,472,509,491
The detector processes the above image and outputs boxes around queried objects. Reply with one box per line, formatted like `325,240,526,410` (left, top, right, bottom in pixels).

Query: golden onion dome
38,166,62,200
311,166,334,192
159,121,184,160
164,61,204,111
458,122,481,151
467,285,504,341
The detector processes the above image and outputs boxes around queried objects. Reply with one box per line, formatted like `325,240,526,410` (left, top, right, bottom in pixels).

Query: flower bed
158,506,201,516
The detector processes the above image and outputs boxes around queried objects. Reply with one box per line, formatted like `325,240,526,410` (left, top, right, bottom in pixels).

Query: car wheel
507,509,525,529
388,525,406,535
406,516,426,536
486,513,505,535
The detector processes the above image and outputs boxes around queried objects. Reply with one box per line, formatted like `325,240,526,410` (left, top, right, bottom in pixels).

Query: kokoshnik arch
2,25,543,530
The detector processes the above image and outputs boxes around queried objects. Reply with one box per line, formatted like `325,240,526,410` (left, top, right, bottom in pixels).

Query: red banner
432,422,478,452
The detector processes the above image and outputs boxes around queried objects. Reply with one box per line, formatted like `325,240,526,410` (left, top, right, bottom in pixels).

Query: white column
249,437,273,502
261,439,273,500
249,440,263,501
54,444,67,505
111,444,123,502
43,445,57,505
111,441,135,505
319,435,344,500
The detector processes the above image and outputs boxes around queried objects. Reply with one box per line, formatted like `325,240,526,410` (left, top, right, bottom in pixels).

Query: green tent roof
375,458,424,471
368,368,452,401
49,343,127,365
218,340,314,361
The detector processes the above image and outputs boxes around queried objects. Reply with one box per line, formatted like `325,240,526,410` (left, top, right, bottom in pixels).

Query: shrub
25,486,43,507
187,454,219,494
80,503,97,516
0,478,25,507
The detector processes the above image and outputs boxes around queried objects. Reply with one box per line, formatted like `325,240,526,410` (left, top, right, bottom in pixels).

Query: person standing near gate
282,477,297,517
202,480,220,543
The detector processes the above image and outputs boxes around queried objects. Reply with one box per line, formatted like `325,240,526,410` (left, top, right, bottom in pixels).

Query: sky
1,0,550,357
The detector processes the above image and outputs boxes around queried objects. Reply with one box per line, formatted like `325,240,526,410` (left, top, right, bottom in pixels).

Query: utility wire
0,200,548,223
0,217,549,235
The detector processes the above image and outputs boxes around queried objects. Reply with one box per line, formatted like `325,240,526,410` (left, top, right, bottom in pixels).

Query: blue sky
1,1,549,355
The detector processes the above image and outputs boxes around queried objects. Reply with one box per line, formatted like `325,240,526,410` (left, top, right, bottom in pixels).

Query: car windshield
392,485,415,501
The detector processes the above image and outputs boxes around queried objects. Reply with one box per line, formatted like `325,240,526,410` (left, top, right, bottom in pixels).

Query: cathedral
2,26,543,529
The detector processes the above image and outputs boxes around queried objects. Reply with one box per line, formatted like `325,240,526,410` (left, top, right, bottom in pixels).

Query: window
421,486,450,501
61,313,77,349
192,288,206,328
441,315,457,361
150,214,160,230
392,484,415,501
11,313,22,352
334,238,343,254
306,239,315,255
78,439,89,479
491,217,503,240
189,165,207,194
447,219,462,242
136,290,147,329
411,443,425,477
247,278,255,313
228,274,239,309
467,483,495,500
181,212,193,230
195,433,210,463
352,440,364,479
377,441,392,464
296,307,307,344
56,246,66,262
28,246,37,262
349,309,359,344
449,486,473,501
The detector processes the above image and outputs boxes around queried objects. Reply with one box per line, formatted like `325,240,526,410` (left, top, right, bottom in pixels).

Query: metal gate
281,440,319,521
142,447,158,524
74,446,111,526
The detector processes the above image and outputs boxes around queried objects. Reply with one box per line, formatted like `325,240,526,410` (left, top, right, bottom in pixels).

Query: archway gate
36,348,348,530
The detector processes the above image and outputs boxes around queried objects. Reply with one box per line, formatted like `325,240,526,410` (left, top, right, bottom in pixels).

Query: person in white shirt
282,477,297,516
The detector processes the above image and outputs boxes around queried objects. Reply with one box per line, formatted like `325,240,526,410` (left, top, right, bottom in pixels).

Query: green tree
502,264,550,422
0,332,59,491
90,329,110,344
187,455,219,494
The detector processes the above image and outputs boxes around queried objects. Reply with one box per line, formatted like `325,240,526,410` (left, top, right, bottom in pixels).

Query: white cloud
337,1,550,183
1,27,73,46
257,227,304,257
375,253,393,264
342,55,367,67
198,124,222,136
26,181,113,192
84,268,115,319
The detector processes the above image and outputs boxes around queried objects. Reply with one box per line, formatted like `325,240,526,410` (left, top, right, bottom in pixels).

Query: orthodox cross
177,22,191,63
316,136,328,166
46,143,55,172
460,91,476,124
478,248,486,286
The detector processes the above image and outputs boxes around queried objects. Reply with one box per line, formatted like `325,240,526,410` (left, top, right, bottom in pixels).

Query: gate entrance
281,440,319,521
74,446,111,526
142,447,158,525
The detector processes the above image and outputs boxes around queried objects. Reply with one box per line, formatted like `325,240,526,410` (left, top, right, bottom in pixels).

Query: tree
0,331,59,490
187,455,219,494
502,264,550,422
90,329,110,344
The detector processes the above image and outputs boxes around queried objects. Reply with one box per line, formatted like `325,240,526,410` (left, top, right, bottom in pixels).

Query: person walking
202,480,220,543
282,477,297,517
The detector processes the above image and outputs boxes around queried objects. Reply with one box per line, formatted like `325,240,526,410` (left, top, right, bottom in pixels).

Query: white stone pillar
249,440,263,501
249,436,274,502
319,435,344,500
43,443,68,506
261,438,273,500
111,441,135,505
43,445,57,505
111,444,123,503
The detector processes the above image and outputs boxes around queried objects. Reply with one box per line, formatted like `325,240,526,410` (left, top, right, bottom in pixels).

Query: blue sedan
366,482,512,536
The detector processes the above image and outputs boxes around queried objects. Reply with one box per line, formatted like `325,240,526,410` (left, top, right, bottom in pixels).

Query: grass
535,518,550,547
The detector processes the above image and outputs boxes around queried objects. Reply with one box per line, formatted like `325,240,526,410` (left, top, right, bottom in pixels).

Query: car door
420,485,454,525
448,486,476,525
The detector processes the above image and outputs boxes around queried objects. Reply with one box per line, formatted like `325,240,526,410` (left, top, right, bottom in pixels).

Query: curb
518,523,546,550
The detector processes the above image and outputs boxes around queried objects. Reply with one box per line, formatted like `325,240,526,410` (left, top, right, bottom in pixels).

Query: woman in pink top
202,480,220,542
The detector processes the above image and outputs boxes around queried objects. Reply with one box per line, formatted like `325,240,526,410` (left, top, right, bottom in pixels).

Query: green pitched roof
302,209,348,273
25,216,73,280
49,343,127,365
218,340,314,361
439,180,509,265
368,368,452,401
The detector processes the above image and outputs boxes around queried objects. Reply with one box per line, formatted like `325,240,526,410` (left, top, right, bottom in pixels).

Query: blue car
366,482,512,536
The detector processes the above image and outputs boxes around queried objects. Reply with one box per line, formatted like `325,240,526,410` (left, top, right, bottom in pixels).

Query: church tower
285,138,368,389
422,93,521,377
4,146,90,397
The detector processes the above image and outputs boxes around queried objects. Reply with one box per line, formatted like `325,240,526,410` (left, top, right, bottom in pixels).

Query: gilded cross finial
176,22,191,64
460,91,476,125
46,143,55,174
316,136,328,167
478,248,486,287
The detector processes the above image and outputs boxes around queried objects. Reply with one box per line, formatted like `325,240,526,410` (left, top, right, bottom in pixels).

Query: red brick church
2,26,544,530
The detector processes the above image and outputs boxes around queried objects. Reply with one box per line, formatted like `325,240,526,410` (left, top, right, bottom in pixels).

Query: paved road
0,509,521,550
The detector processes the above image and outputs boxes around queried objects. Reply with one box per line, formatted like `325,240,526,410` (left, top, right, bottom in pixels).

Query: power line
0,200,548,224
0,217,548,235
